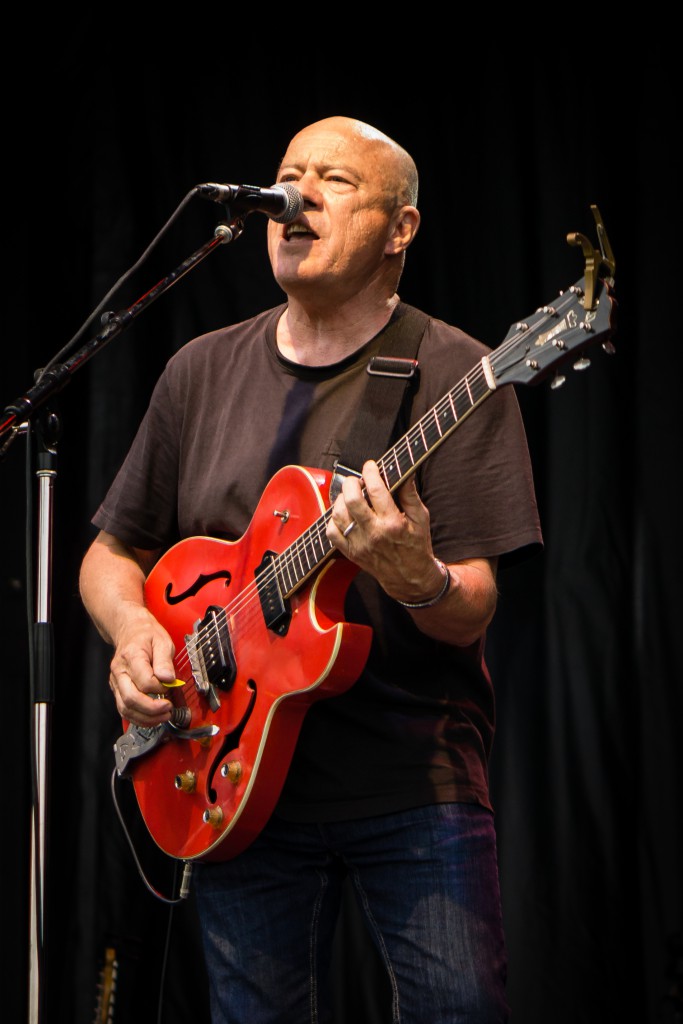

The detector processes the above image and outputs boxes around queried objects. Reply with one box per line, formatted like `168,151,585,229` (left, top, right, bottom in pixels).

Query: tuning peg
550,373,566,390
602,340,616,355
573,357,591,371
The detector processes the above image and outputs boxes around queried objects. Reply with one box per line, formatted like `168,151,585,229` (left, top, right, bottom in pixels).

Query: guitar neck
274,358,495,599
377,357,494,493
273,269,616,602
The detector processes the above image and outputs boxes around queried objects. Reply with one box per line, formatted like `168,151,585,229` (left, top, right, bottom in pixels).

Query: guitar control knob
175,770,196,793
221,760,242,783
203,806,224,828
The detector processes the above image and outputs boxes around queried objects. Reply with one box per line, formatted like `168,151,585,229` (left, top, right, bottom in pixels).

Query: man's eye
326,176,356,190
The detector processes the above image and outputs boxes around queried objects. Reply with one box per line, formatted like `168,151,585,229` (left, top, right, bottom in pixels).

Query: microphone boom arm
1,222,238,458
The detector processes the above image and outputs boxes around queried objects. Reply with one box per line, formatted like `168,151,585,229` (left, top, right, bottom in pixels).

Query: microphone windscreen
271,183,304,224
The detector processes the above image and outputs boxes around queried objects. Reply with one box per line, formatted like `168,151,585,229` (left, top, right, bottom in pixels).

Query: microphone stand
1,215,243,1024
27,405,60,1024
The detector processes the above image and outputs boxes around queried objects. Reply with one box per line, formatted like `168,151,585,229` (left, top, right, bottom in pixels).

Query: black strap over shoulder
332,304,429,499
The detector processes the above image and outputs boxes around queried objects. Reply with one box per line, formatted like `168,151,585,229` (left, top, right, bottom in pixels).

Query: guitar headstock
491,206,617,391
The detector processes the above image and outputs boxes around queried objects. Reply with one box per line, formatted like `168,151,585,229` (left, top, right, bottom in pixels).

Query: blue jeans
193,802,509,1024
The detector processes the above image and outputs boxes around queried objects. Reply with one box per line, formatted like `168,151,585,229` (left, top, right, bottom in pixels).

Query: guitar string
170,506,335,681
171,286,590,685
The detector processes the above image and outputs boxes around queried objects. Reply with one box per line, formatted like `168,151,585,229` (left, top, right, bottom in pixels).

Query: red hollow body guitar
114,209,617,862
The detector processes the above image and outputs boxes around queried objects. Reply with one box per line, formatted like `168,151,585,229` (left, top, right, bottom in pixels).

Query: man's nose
295,171,323,207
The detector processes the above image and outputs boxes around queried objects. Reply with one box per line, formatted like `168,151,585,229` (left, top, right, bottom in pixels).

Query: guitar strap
331,303,429,501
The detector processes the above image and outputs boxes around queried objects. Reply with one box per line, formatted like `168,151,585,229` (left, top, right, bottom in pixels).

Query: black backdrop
3,26,682,1024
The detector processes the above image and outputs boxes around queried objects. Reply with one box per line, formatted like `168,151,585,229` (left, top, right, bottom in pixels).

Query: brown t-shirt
93,302,542,821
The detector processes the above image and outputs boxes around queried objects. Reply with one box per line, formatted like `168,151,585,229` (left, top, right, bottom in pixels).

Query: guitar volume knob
203,806,224,828
175,770,196,793
221,760,242,783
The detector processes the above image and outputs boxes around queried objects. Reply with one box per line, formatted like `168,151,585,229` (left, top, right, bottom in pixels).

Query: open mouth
284,222,318,241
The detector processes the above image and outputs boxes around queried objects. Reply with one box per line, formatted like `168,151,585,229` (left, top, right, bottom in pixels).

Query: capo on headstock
566,204,616,311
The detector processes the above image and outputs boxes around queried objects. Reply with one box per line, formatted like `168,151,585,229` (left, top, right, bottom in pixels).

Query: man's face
267,122,399,302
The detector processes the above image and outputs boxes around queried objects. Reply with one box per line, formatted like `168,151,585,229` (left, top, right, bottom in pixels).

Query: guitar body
128,465,373,862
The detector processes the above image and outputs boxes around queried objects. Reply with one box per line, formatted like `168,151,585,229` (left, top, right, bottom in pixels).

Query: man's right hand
79,530,176,726
108,604,176,726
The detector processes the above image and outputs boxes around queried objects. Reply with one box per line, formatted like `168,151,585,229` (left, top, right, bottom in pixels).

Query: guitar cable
110,768,196,1024
110,766,193,905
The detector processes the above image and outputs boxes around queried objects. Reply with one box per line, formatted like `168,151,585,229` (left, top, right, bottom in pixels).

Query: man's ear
385,206,421,256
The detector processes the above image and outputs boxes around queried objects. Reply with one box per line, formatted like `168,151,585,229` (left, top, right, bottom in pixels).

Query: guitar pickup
187,605,236,694
255,550,291,636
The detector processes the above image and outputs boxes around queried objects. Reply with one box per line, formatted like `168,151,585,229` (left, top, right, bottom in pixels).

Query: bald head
283,116,419,209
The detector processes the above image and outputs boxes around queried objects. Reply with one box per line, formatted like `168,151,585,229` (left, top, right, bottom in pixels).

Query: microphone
195,181,303,223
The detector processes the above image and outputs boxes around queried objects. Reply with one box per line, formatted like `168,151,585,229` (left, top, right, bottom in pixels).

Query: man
79,116,543,1023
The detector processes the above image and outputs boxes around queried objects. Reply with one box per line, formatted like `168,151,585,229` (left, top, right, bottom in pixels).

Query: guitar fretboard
378,361,493,491
273,360,494,599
